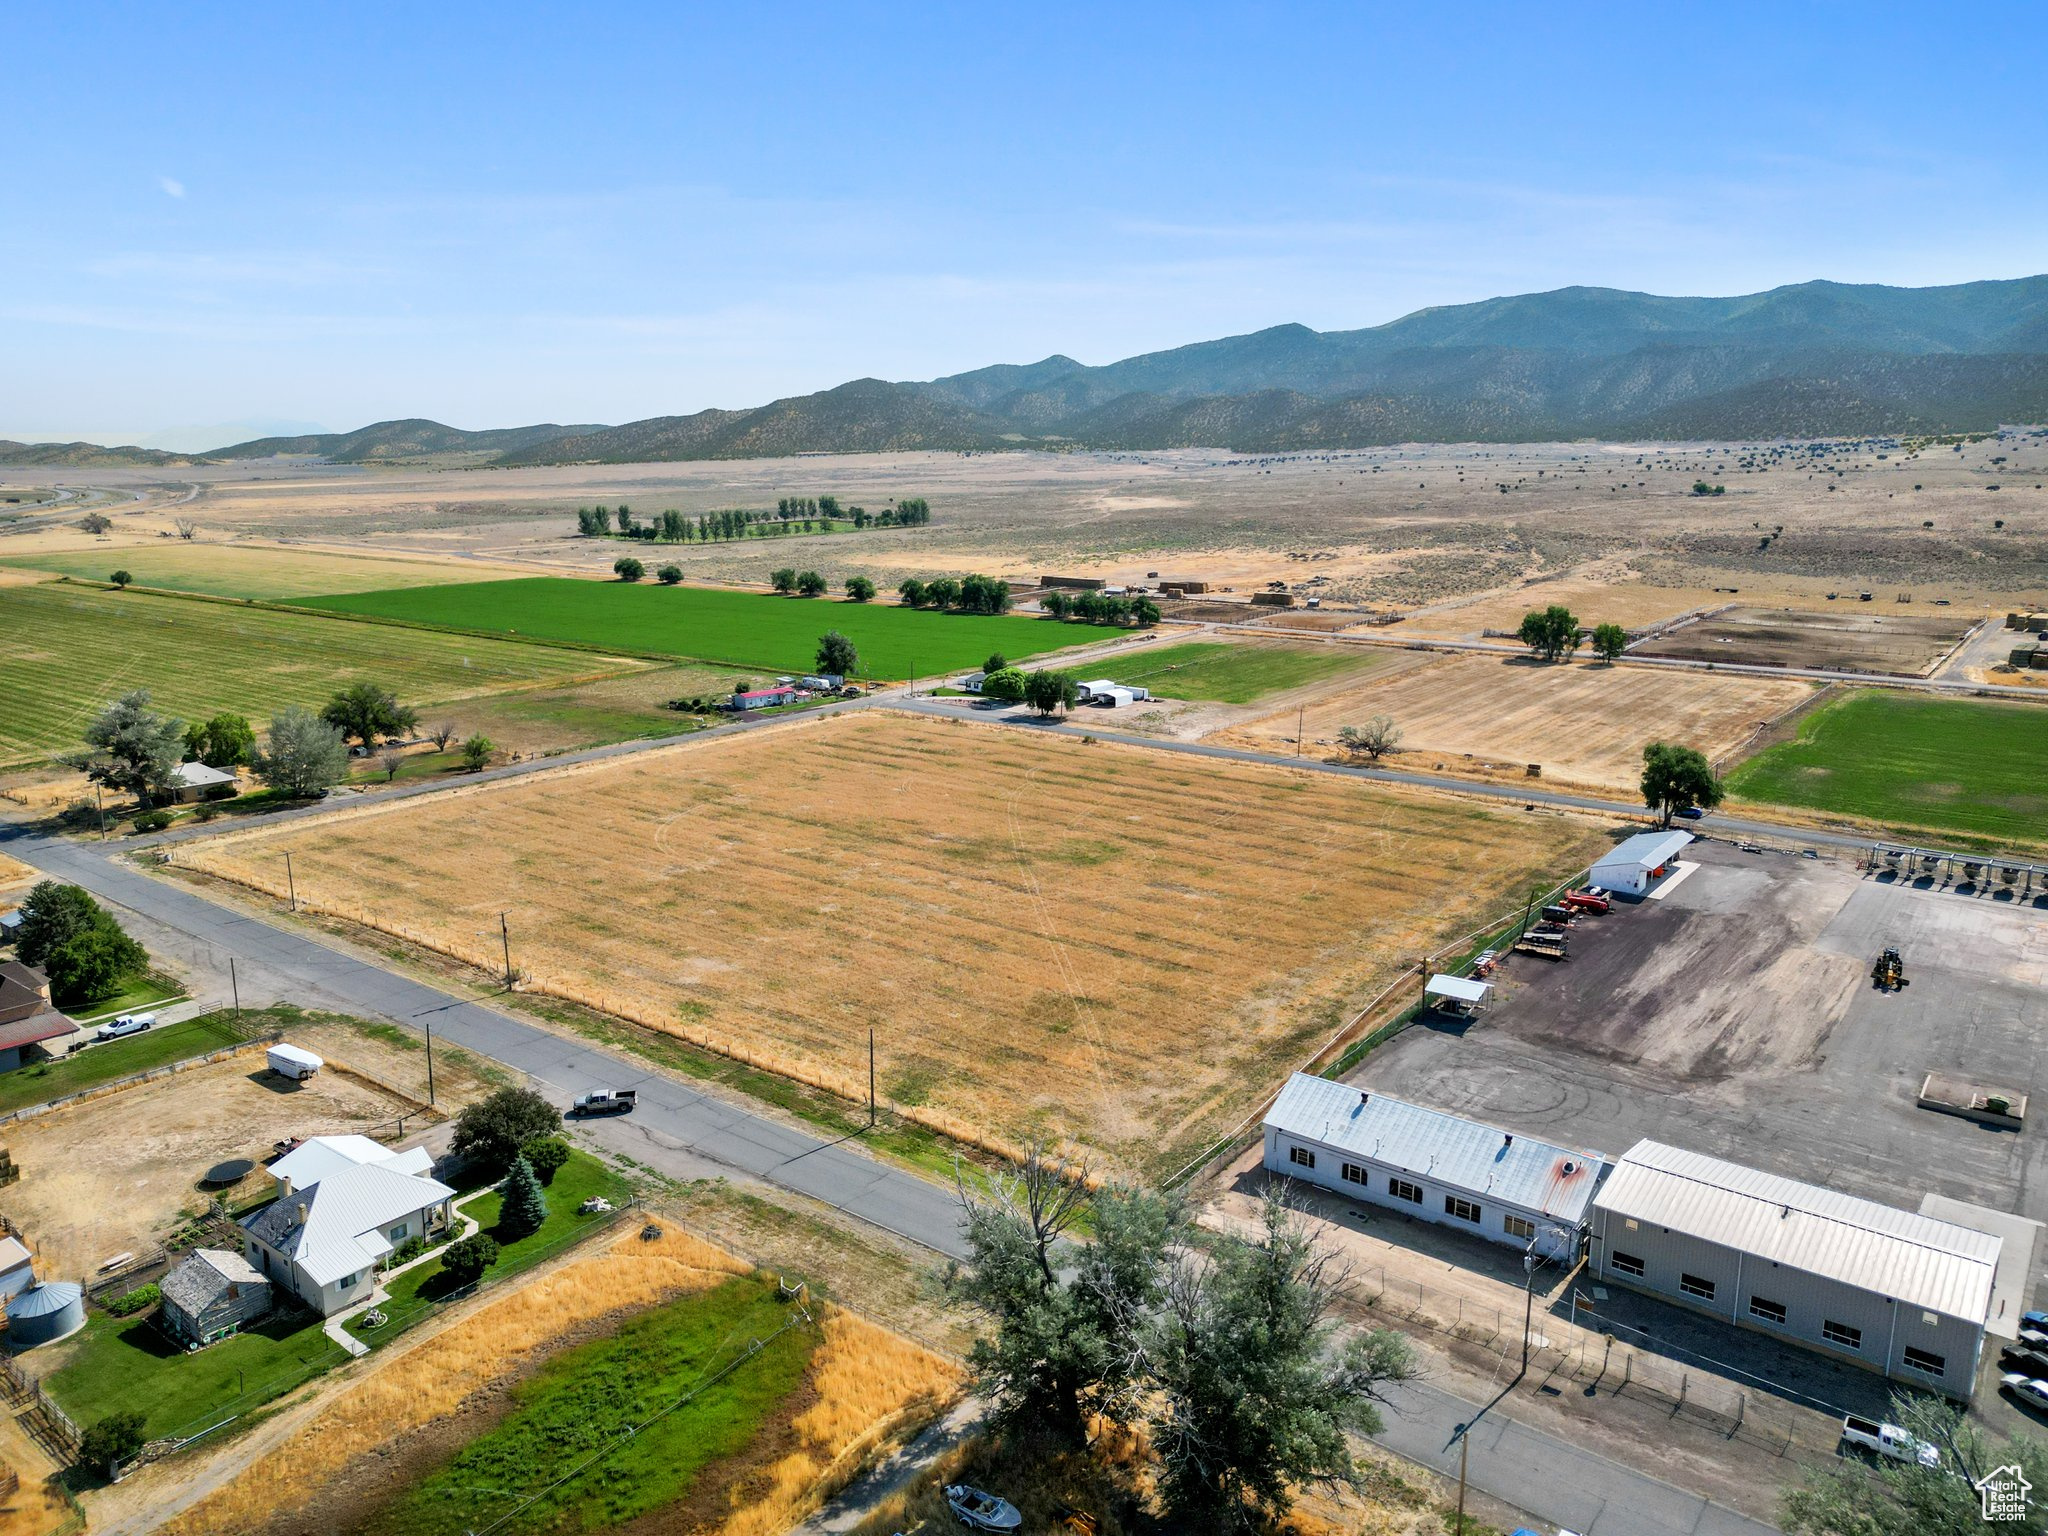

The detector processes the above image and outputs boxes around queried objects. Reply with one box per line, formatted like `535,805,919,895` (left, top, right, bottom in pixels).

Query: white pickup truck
1842,1414,1941,1468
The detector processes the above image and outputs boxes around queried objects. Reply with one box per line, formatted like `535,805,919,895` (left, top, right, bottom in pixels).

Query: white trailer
267,1044,324,1081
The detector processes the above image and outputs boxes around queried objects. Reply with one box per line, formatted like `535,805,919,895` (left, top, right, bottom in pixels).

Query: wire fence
1338,1262,1853,1458
0,1032,282,1128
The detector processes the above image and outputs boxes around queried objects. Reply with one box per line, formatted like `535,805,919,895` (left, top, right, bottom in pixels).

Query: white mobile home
1263,1074,1610,1262
1589,1141,1998,1400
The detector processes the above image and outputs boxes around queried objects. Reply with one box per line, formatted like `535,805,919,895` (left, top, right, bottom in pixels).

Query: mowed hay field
301,576,1110,676
1216,652,1816,792
0,541,523,600
0,582,643,765
1084,638,1381,703
1728,690,2048,847
181,712,1600,1173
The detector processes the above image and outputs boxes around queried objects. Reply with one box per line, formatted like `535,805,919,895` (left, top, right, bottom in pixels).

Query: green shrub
520,1135,571,1185
103,1282,159,1317
131,809,173,833
440,1232,500,1285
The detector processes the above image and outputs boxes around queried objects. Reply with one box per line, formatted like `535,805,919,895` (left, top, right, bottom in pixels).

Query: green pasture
298,577,1106,677
1080,639,1379,704
1728,689,2048,846
0,583,628,765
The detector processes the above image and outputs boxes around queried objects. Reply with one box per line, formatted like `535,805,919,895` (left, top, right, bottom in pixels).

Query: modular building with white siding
1589,1141,1999,1399
1589,829,1693,896
1263,1074,1610,1262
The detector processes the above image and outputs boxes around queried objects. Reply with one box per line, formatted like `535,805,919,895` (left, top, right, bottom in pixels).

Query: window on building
1822,1319,1862,1350
1680,1273,1716,1301
340,1272,361,1290
389,1223,408,1242
1902,1346,1946,1377
1445,1196,1482,1223
1388,1178,1423,1204
1289,1146,1315,1169
1609,1251,1646,1277
1341,1162,1366,1186
1748,1296,1787,1325
1503,1214,1536,1241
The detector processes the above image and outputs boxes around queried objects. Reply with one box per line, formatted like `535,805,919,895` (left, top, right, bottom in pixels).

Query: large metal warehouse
1589,1141,1999,1399
1588,829,1693,897
1264,1073,1611,1261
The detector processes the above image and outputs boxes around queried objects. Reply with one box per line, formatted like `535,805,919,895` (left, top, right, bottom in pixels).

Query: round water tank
8,1281,85,1348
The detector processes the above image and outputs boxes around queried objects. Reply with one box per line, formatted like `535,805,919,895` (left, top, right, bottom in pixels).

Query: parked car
1675,805,1708,820
2001,1373,2048,1413
95,1012,155,1041
1841,1414,1941,1468
2021,1309,2048,1332
2017,1325,2048,1351
2001,1344,2048,1375
944,1485,1022,1532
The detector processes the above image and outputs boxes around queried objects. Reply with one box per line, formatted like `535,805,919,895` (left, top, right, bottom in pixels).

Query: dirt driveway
0,1052,415,1277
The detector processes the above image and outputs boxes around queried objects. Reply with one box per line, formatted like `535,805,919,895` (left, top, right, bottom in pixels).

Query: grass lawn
1082,639,1379,704
351,1149,631,1346
0,1011,241,1115
376,1277,811,1535
42,1303,340,1442
298,577,1106,678
0,583,641,767
1727,690,2048,846
68,971,188,1026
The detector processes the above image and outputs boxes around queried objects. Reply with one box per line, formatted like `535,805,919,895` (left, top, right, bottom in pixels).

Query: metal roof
1592,830,1694,871
243,1162,454,1286
271,1133,397,1189
0,1010,79,1052
1425,974,1492,1005
162,1249,268,1314
1266,1074,1610,1222
8,1281,81,1318
1595,1141,2001,1323
172,761,236,788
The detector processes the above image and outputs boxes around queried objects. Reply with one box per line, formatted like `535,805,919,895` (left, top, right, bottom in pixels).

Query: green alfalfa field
300,576,1110,677
1727,688,2048,847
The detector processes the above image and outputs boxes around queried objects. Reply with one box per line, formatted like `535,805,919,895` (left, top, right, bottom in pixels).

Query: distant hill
209,418,608,463
0,439,206,467
16,276,2048,467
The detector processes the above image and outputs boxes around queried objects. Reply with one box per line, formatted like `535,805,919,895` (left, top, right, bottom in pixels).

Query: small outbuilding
1264,1074,1610,1262
0,962,79,1073
1589,829,1694,897
731,686,799,711
161,1248,273,1347
6,1281,85,1348
0,1236,35,1301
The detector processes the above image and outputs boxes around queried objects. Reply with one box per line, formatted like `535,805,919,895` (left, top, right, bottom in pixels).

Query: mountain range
7,276,2046,469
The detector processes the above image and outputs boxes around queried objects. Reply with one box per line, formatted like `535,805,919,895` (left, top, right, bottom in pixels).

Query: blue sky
7,2,2043,446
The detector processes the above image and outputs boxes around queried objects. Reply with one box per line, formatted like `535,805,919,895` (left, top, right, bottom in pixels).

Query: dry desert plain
178,711,1604,1175
6,431,2045,628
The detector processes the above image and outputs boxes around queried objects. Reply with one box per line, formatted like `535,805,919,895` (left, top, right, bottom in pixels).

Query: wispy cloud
158,176,185,198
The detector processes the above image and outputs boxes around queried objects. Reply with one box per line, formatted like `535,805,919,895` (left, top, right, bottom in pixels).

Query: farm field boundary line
1199,618,2048,702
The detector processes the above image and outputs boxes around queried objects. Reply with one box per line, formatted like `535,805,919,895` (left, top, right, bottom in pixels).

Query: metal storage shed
1264,1074,1610,1262
1589,1140,2000,1399
1589,830,1693,896
1424,974,1492,1015
7,1280,85,1348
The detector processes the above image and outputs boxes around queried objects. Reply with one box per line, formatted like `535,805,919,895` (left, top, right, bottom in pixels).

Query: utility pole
285,851,298,912
500,912,513,989
95,784,106,840
868,1027,876,1128
1521,1247,1539,1373
1454,1432,1468,1535
1296,704,1305,757
423,1016,437,1107
230,957,240,1024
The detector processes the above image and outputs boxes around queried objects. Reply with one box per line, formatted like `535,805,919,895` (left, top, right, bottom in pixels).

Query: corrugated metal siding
1593,1141,1998,1323
1265,1075,1610,1221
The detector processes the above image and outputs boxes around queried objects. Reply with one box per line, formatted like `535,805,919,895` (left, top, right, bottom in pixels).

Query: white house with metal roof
242,1158,455,1316
1589,829,1693,896
1263,1074,1611,1261
1589,1141,2000,1399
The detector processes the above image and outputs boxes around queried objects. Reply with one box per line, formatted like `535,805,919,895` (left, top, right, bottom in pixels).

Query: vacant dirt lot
1213,652,1815,791
0,1052,415,1276
1633,604,1977,675
178,711,1601,1174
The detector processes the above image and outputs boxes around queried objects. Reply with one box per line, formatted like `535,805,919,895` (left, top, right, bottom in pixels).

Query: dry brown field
1214,652,1817,792
178,711,1601,1173
0,531,534,600
159,1223,961,1536
0,1052,415,1276
1374,571,1858,640
1631,604,1978,675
